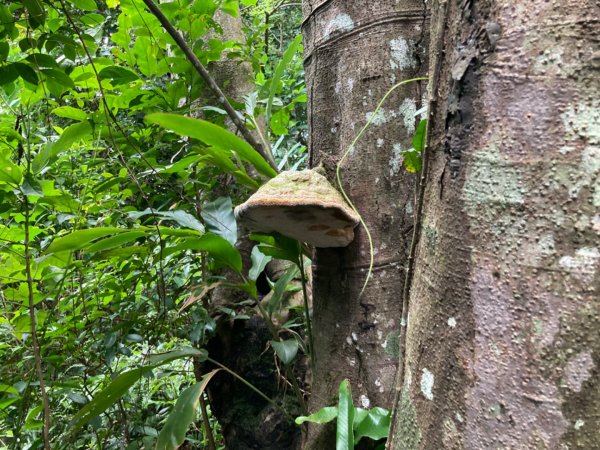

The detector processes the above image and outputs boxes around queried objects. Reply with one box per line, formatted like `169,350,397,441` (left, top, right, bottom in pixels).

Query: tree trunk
302,1,428,447
390,0,600,448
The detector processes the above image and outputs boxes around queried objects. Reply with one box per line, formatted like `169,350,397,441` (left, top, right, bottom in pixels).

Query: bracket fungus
234,169,360,247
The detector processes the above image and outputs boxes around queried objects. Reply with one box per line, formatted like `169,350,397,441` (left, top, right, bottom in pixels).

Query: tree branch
142,0,278,172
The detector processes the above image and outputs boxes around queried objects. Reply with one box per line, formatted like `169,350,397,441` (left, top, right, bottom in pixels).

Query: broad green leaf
86,231,146,253
267,35,302,123
156,369,220,450
41,68,75,89
45,227,130,253
253,233,301,264
267,264,299,314
32,121,92,172
412,119,427,153
295,406,337,425
0,42,8,62
0,64,19,85
68,367,151,435
354,406,390,443
201,197,237,246
146,113,276,178
163,234,242,273
129,209,205,233
337,379,354,450
98,66,140,85
25,53,58,68
67,0,98,11
0,159,23,185
270,107,290,136
52,106,87,121
402,150,422,173
248,246,271,281
271,339,298,365
147,347,207,366
21,0,46,28
14,62,38,84
68,349,207,436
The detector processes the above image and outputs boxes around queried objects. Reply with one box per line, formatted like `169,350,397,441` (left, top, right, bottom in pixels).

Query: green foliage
0,0,305,447
295,379,391,448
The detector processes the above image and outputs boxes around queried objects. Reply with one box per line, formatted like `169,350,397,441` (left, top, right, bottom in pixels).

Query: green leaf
156,369,220,450
354,406,390,443
32,121,92,172
0,159,23,185
248,246,271,281
163,234,242,273
253,233,300,264
129,209,205,233
0,42,9,62
267,264,299,314
14,62,38,85
147,347,207,366
68,368,150,435
52,106,87,121
271,339,298,365
68,349,207,436
85,231,146,253
0,64,19,85
267,35,302,123
44,227,130,253
98,66,140,85
412,119,427,153
270,107,290,136
295,406,338,425
201,197,237,246
337,379,354,450
41,68,75,89
67,0,98,11
21,0,46,28
402,150,422,173
146,113,276,178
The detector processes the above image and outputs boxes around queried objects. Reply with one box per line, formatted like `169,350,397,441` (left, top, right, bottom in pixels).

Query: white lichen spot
336,323,340,328
560,101,600,144
574,419,585,430
455,412,464,423
351,332,358,343
559,247,600,283
390,37,416,71
359,394,371,408
390,143,404,177
405,201,413,215
346,335,353,346
335,80,342,94
346,78,354,92
447,317,457,328
592,214,600,233
398,98,417,134
376,138,385,148
331,127,338,134
538,234,556,258
582,145,600,175
565,350,595,392
324,13,354,38
348,358,356,367
366,108,389,126
420,368,434,400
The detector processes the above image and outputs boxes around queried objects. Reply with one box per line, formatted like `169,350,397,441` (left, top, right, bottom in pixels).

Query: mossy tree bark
302,1,429,447
390,0,600,448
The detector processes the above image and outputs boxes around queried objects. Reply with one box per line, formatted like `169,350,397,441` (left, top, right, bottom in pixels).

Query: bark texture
391,0,600,448
302,1,428,447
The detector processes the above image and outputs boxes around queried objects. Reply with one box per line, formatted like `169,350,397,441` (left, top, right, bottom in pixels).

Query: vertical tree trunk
302,1,428,447
390,0,600,448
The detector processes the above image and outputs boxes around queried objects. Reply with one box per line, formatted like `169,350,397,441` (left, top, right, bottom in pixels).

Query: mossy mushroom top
234,169,360,247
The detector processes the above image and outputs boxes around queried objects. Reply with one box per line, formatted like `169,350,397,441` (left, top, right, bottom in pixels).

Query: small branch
142,0,278,172
24,195,51,450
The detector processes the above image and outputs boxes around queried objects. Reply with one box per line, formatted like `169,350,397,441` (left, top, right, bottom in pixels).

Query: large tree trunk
302,1,428,447
390,0,600,448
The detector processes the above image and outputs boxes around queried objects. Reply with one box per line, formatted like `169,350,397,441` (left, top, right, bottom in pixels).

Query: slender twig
298,254,314,368
199,395,217,450
23,180,51,450
141,0,278,172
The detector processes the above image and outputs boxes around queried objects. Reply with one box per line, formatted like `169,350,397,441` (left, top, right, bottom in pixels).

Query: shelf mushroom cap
234,169,360,247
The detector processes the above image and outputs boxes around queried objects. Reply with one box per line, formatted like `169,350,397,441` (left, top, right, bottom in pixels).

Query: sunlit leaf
267,35,302,123
295,406,337,425
354,406,390,443
412,119,427,153
248,246,271,281
337,379,354,450
146,113,276,178
44,227,130,253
